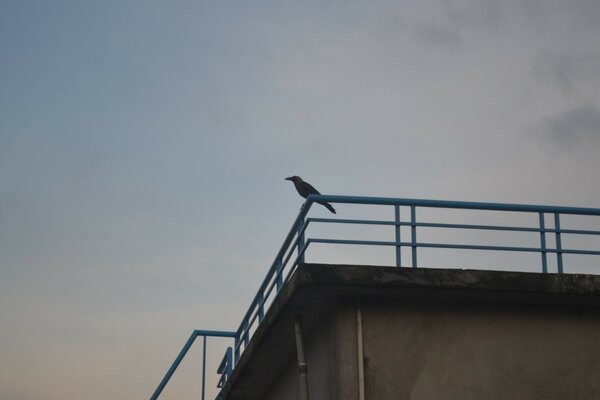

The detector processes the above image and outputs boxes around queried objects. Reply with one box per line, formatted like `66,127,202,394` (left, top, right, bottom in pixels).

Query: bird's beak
285,177,292,181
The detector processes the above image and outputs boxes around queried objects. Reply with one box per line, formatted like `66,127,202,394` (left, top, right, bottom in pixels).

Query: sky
1,1,600,399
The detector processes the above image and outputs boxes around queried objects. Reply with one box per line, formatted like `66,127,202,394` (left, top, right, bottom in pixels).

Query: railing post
395,205,401,268
201,335,207,400
225,347,233,377
257,292,265,322
242,318,249,347
411,206,417,268
539,213,548,273
554,213,564,273
297,218,305,264
217,347,233,389
275,257,283,291
234,333,240,364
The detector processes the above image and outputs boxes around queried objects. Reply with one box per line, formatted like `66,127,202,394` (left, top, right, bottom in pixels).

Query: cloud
533,51,600,94
542,104,600,146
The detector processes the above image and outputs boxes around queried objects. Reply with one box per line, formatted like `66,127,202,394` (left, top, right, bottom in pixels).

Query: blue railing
152,195,600,399
228,194,600,379
150,330,235,400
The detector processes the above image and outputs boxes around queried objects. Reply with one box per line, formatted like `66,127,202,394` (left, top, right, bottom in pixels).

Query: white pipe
356,301,365,400
294,314,310,400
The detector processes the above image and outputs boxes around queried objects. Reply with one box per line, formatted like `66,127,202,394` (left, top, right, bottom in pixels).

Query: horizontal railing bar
194,330,236,338
309,238,396,246
428,244,600,255
310,237,542,252
308,237,600,255
559,228,600,235
416,242,549,253
417,222,540,232
559,249,600,255
308,216,600,236
307,217,396,226
307,195,600,216
309,218,546,233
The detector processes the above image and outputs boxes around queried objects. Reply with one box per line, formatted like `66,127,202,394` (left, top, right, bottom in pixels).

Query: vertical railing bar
226,347,233,378
217,346,234,389
555,213,564,273
234,333,240,364
258,292,265,322
275,258,283,291
201,335,207,400
411,206,417,268
395,205,401,267
227,347,233,380
539,212,548,273
243,319,249,347
297,218,306,264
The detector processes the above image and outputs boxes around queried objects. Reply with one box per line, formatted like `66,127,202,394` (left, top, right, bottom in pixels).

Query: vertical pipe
539,213,548,273
294,315,310,400
356,301,365,400
201,335,207,400
555,213,564,273
395,205,401,268
411,206,417,268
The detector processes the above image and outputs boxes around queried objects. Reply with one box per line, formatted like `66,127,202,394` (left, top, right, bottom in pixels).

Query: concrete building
219,263,600,400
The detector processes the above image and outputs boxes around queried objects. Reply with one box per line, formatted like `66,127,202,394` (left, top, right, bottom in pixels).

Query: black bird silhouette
285,176,336,214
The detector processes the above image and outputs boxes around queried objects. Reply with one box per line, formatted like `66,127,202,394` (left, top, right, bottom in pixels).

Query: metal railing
150,330,235,400
229,194,600,377
152,194,600,399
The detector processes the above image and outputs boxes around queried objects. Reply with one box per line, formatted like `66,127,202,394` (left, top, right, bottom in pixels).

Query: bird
285,176,336,214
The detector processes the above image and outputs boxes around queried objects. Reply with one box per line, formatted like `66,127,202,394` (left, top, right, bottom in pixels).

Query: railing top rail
308,194,600,216
194,330,236,338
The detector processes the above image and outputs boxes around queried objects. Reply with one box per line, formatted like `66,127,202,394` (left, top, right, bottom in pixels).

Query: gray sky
1,1,600,399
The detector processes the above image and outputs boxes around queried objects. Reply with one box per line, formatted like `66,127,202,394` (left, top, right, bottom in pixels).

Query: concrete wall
262,307,339,400
265,299,600,400
221,265,600,400
356,300,600,400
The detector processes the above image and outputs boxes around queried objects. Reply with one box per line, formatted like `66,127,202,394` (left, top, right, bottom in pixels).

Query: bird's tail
319,201,336,214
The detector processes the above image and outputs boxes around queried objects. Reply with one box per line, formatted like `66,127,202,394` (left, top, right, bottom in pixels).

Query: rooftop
220,263,600,399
